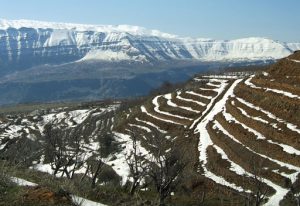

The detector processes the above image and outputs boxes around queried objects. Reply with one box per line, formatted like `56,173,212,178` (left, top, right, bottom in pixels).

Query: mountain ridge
0,18,299,70
0,18,299,106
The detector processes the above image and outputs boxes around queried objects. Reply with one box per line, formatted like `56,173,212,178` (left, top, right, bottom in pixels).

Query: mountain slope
0,19,299,74
0,53,300,205
114,52,300,205
1,19,299,105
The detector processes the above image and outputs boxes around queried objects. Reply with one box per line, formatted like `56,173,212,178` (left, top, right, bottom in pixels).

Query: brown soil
23,186,73,205
208,119,291,188
268,51,300,76
235,83,300,126
157,96,199,119
206,145,274,195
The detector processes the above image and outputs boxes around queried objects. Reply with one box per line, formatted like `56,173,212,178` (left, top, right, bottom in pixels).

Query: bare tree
249,158,269,206
60,129,85,179
125,130,147,195
43,124,65,175
146,135,187,206
86,156,105,189
43,124,85,179
81,130,118,188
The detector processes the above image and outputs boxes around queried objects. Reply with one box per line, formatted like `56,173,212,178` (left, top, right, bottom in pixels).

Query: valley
1,51,300,205
0,19,297,105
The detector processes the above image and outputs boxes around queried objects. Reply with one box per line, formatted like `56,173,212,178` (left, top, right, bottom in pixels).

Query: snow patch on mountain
0,18,300,65
80,49,147,62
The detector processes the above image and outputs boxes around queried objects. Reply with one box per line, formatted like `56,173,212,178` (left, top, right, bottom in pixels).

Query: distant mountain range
0,19,299,105
1,19,300,70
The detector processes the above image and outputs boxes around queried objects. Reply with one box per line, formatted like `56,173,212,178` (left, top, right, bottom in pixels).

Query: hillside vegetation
0,52,300,205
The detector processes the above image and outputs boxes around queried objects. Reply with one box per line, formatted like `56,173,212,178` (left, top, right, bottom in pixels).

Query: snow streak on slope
211,139,290,206
195,78,300,206
190,79,228,128
186,91,212,100
80,49,147,62
141,106,184,126
245,76,300,100
176,91,206,107
229,102,300,156
164,93,200,113
195,79,243,190
235,97,300,135
153,96,193,121
11,177,38,187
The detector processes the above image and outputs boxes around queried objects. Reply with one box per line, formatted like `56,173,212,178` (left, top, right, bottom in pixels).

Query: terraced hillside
0,52,300,205
114,52,300,205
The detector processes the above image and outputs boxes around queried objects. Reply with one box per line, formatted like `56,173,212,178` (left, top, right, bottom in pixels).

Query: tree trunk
53,163,61,176
159,196,165,206
129,177,140,195
129,182,137,196
91,161,103,189
91,178,96,189
80,165,89,183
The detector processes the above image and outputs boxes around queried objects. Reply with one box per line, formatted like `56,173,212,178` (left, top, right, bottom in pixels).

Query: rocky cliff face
1,19,300,75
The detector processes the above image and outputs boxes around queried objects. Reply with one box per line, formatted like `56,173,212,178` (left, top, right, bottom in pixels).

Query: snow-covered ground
222,110,300,173
11,177,38,187
1,72,300,206
289,59,300,63
72,196,107,206
107,132,150,185
1,19,299,63
195,79,244,192
128,123,152,132
200,75,239,79
1,104,121,181
190,79,228,128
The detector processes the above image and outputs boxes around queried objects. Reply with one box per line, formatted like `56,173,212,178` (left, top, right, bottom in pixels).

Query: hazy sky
0,0,299,42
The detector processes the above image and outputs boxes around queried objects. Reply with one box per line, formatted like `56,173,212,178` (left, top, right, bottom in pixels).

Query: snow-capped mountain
0,19,299,105
0,18,299,73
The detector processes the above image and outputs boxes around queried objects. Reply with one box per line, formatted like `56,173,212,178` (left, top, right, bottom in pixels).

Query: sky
0,0,299,42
